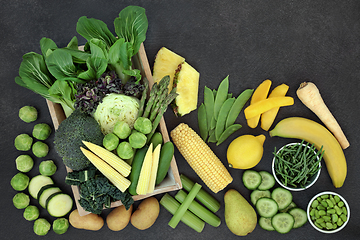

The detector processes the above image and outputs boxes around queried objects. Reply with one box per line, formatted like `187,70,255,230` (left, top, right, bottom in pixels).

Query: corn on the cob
80,147,131,192
170,123,233,193
82,141,131,177
136,143,153,195
147,144,161,193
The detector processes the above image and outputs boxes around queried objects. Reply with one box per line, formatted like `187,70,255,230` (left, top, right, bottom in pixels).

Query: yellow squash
269,117,347,188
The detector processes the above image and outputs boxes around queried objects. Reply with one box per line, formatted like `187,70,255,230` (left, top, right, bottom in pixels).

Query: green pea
197,103,208,141
216,124,242,146
311,200,319,208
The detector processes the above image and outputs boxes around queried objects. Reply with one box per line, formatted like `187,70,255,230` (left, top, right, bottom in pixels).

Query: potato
69,209,104,231
131,197,159,230
106,204,133,231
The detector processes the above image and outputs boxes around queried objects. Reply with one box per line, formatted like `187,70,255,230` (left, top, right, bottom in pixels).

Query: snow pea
216,124,242,146
198,103,208,141
225,89,254,129
204,86,215,132
215,98,235,140
213,76,229,121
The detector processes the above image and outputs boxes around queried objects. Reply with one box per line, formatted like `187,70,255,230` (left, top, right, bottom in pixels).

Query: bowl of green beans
272,140,323,191
307,191,350,233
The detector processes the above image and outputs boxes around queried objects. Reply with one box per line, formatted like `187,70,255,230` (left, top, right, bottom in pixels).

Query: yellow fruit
227,134,265,169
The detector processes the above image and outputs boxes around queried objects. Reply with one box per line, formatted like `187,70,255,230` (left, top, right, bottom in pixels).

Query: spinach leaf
40,37,58,58
108,38,133,82
114,5,148,56
66,36,79,50
45,48,78,79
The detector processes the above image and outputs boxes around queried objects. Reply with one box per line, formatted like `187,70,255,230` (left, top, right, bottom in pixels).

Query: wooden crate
47,43,182,216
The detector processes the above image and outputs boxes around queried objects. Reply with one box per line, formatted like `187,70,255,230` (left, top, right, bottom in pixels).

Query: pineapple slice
172,62,200,116
153,47,185,92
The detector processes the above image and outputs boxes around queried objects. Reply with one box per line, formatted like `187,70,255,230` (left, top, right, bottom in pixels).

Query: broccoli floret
54,109,104,171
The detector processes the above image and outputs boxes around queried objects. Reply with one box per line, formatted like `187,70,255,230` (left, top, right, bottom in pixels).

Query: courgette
28,175,54,199
156,141,174,185
46,192,73,217
128,145,149,195
37,184,61,208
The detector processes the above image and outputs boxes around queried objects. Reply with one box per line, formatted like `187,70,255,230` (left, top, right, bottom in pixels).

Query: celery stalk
180,174,220,212
160,193,205,232
168,183,202,229
175,190,221,227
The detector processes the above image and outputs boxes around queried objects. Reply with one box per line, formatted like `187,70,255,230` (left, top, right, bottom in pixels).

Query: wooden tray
46,43,182,216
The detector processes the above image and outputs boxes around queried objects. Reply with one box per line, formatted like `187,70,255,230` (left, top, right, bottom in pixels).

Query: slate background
1,0,359,239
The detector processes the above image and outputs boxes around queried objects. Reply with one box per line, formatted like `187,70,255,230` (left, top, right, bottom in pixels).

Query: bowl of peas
272,141,323,191
307,191,350,233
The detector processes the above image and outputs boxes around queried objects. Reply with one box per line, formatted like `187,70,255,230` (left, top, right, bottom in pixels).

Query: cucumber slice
259,217,275,231
271,187,293,211
28,175,54,199
256,197,279,218
279,201,297,213
242,170,262,190
250,190,271,205
258,171,275,190
46,192,73,217
38,185,62,208
271,212,294,234
289,208,307,228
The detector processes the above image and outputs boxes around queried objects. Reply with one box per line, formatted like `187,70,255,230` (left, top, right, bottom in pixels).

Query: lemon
227,134,265,169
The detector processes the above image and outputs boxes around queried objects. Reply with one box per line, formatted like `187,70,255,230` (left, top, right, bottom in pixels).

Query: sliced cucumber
289,208,307,228
271,187,293,211
258,171,275,190
38,185,62,208
46,192,73,217
256,197,279,218
259,217,275,231
242,170,262,190
28,175,54,199
279,201,297,213
250,190,271,205
271,212,294,234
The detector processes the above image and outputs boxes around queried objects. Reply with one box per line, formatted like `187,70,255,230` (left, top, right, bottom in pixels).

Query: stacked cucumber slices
242,170,307,234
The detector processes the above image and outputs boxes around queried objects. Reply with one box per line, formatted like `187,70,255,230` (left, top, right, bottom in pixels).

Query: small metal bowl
272,142,321,191
307,191,350,233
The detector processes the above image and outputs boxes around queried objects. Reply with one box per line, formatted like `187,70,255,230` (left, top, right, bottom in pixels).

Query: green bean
214,97,235,140
216,124,242,146
197,103,208,141
225,88,253,128
213,76,229,121
203,86,215,133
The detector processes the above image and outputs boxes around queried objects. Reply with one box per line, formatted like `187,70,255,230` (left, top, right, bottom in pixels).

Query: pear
224,189,257,236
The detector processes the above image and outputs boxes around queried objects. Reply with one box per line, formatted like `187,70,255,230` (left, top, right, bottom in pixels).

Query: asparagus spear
143,81,158,118
137,77,149,118
151,76,170,112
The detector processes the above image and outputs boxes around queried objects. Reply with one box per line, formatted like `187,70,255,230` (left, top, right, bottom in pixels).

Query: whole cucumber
128,145,149,195
155,141,174,185
149,132,163,148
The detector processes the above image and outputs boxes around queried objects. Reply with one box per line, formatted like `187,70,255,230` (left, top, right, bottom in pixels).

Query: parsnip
296,82,349,149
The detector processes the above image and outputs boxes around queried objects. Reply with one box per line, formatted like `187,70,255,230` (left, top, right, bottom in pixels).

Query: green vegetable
175,190,221,227
155,141,174,185
102,133,119,151
14,133,33,151
129,131,147,149
216,124,242,146
225,88,254,128
128,145,148,195
197,103,208,141
53,218,69,234
46,192,73,217
23,205,40,221
32,123,52,140
33,218,51,236
93,93,140,135
180,174,220,213
160,193,205,233
168,183,202,229
54,109,104,171
256,197,279,218
137,77,149,117
215,97,235,140
203,86,215,133
250,190,271,206
32,141,49,158
39,160,57,176
19,106,38,123
28,175,54,199
258,170,276,191
113,121,132,139
149,132,163,148
15,155,34,172
271,212,294,234
271,187,293,211
213,76,229,121
273,140,323,188
134,117,152,134
117,141,135,159
11,172,29,191
13,192,30,209
242,170,262,190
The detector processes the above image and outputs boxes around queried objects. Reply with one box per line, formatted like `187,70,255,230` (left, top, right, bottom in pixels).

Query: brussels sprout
129,131,147,149
10,172,29,191
134,117,152,134
39,160,57,176
32,123,52,140
19,106,38,123
14,134,33,151
32,141,49,158
23,205,40,221
52,218,69,234
33,218,51,236
15,155,34,172
117,141,134,159
13,192,30,209
103,133,120,151
113,121,131,139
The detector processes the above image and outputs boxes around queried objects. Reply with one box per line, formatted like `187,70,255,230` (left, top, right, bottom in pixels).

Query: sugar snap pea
214,97,235,140
204,86,214,133
198,103,208,141
216,124,242,146
225,88,254,129
213,76,229,121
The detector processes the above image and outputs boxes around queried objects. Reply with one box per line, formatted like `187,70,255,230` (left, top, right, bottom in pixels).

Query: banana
269,117,347,188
